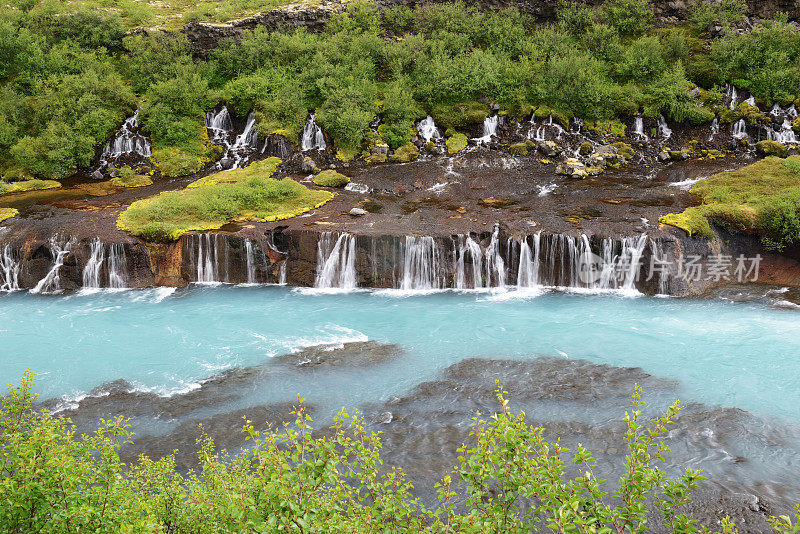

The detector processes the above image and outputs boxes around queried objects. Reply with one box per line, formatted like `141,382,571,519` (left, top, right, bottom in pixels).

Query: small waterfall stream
301,114,326,151
726,84,739,110
400,236,442,290
82,239,129,289
475,115,500,145
453,235,484,289
187,234,229,284
244,239,258,284
657,115,672,139
732,119,748,139
206,106,233,142
315,233,357,289
32,237,74,294
417,116,442,143
516,233,540,288
633,116,648,141
0,244,21,291
99,111,151,165
484,225,506,288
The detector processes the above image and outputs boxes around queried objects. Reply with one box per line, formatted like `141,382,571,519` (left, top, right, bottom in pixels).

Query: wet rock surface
272,340,402,367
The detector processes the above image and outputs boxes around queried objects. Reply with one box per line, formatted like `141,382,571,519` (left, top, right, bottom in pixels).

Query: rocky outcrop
184,0,349,57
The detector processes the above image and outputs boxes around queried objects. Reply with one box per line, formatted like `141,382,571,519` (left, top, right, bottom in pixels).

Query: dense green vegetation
1,0,799,183
660,156,800,250
117,157,333,241
8,372,800,533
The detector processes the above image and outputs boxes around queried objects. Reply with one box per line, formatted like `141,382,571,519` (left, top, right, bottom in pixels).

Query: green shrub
690,0,747,32
312,169,350,187
759,191,800,251
556,0,595,35
600,0,653,37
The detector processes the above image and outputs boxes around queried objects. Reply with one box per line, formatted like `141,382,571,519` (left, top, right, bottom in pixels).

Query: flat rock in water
272,340,402,367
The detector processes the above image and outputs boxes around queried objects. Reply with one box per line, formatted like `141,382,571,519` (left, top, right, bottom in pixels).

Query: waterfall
417,116,441,143
0,244,20,291
301,114,326,151
764,105,798,144
400,236,441,290
516,233,540,288
657,115,672,139
726,84,738,110
206,106,233,142
189,234,227,284
453,235,484,289
107,244,127,289
530,115,564,141
475,115,499,145
82,239,104,288
650,239,670,295
244,239,257,284
709,118,719,139
484,225,506,288
633,116,648,141
278,261,287,285
32,237,73,294
744,96,756,107
620,234,648,291
731,119,748,139
314,233,357,289
100,111,151,164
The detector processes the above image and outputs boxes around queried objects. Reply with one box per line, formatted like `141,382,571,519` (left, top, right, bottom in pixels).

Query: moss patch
0,207,18,223
756,140,788,158
430,102,487,131
660,156,800,245
110,175,153,188
446,133,468,155
150,122,222,178
508,142,529,156
611,142,635,161
117,158,333,241
0,179,61,195
390,143,419,163
586,120,626,138
312,169,350,188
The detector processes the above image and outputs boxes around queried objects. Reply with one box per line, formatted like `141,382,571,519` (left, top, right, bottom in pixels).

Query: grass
0,180,61,195
660,156,800,241
0,207,18,222
117,157,334,241
54,0,301,30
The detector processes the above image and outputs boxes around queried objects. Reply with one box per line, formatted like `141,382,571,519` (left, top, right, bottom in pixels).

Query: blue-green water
1,285,798,421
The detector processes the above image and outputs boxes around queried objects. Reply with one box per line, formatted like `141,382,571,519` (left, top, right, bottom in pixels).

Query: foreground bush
116,157,333,241
5,372,799,532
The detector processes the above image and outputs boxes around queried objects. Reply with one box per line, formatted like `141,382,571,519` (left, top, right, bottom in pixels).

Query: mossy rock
704,149,726,159
720,103,767,127
110,175,153,188
312,169,350,188
586,120,626,138
430,101,487,131
365,154,387,164
0,179,61,195
390,143,419,163
508,142,528,156
446,133,468,155
335,148,358,162
756,140,788,158
579,142,593,156
793,116,800,134
669,149,691,161
611,142,634,161
0,207,18,222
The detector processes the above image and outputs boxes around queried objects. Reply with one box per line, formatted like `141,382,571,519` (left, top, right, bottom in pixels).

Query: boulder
390,143,419,163
556,158,587,178
537,140,562,157
312,169,350,188
371,143,389,157
300,155,317,173
91,170,104,180
579,142,593,156
349,207,368,217
508,142,529,156
756,140,788,158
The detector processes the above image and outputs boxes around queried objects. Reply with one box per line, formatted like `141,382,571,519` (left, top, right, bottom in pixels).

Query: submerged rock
272,340,402,367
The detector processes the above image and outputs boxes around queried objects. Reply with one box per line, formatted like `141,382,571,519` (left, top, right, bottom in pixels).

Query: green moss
430,102,487,131
312,169,350,188
189,157,281,189
110,175,153,188
719,103,767,127
335,148,358,162
579,142,593,156
756,140,788,158
0,179,61,195
660,156,800,244
390,143,419,163
0,207,18,223
446,133,468,155
508,142,529,156
150,122,221,178
117,158,334,241
794,116,800,134
586,120,626,138
611,142,635,161
533,107,570,128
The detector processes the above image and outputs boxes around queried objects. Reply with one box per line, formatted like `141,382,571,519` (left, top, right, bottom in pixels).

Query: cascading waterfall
107,244,127,289
633,116,648,141
744,96,756,107
100,111,151,164
82,239,105,288
516,233,540,288
417,116,441,143
453,235,484,289
530,115,565,141
206,106,233,142
657,115,672,139
726,84,738,110
731,119,748,139
475,115,500,145
620,234,648,291
301,114,326,151
0,244,20,291
314,233,357,289
189,234,227,284
400,236,441,290
763,104,798,144
244,239,258,284
709,118,719,139
32,237,73,294
484,225,506,288
278,261,288,285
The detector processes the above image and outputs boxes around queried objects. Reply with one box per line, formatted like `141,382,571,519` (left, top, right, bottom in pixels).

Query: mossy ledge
0,180,61,195
660,156,800,250
117,157,334,241
0,207,18,223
